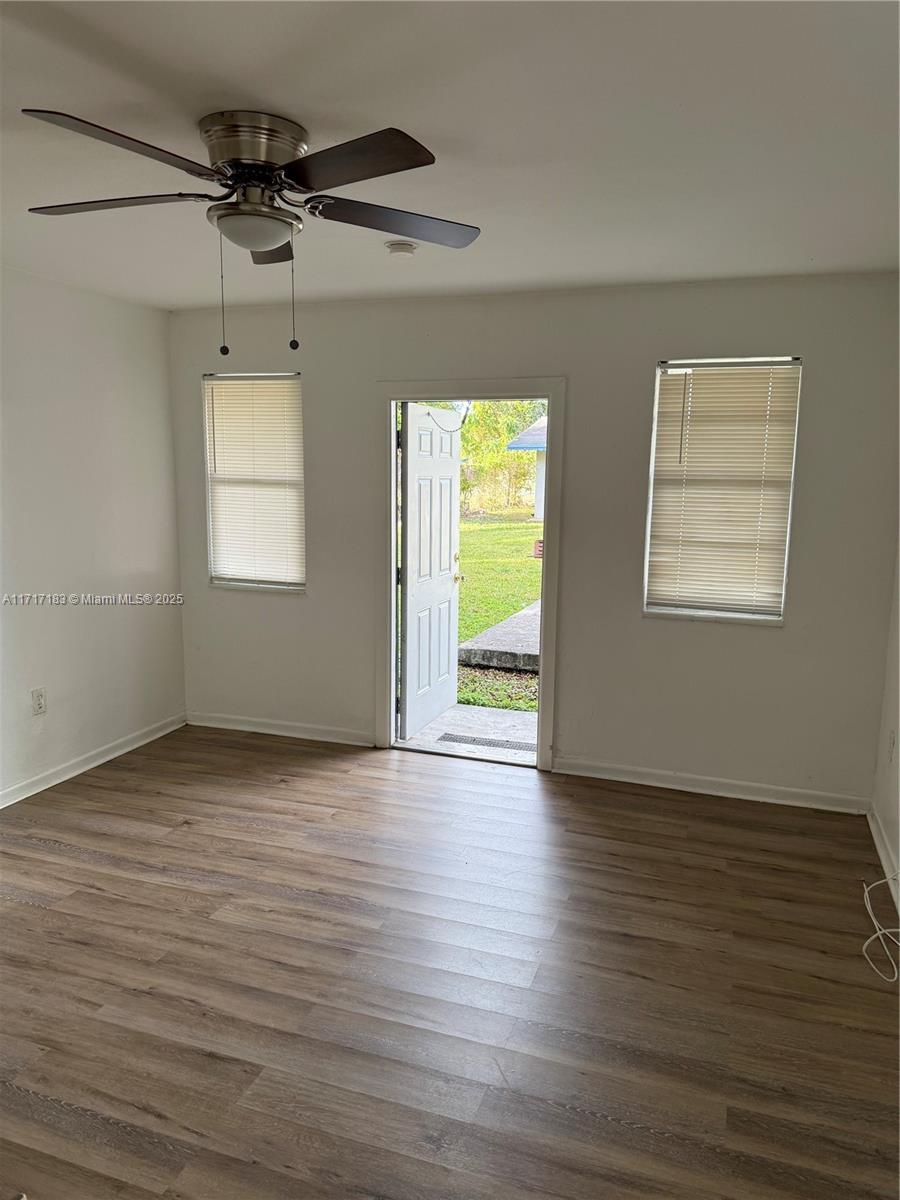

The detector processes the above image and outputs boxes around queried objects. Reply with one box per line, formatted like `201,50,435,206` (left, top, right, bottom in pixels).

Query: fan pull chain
218,232,229,356
289,230,299,350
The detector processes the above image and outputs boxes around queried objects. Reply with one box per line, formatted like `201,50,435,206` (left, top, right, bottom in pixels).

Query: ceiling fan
22,109,481,263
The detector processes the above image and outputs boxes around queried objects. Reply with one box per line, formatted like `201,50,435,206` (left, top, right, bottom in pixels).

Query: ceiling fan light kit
23,107,480,349
207,197,303,251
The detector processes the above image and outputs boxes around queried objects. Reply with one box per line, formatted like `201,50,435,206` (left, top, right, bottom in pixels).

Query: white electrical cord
862,871,900,982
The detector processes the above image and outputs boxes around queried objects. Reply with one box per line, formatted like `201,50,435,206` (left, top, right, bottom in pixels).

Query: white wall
871,554,899,880
534,451,547,521
169,272,897,807
1,269,185,802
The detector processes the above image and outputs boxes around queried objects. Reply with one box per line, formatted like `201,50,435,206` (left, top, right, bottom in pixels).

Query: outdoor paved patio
458,599,541,670
396,703,538,766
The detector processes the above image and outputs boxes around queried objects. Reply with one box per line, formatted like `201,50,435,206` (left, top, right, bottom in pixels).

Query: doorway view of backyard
395,398,546,766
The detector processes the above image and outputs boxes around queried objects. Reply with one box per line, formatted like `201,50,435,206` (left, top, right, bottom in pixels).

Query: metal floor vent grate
438,733,537,752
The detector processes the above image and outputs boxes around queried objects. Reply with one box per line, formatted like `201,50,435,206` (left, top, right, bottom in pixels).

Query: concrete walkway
458,600,541,671
396,703,537,766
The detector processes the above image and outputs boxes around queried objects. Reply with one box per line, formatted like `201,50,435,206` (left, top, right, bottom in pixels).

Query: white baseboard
551,754,870,814
867,807,899,907
186,711,374,748
0,713,187,809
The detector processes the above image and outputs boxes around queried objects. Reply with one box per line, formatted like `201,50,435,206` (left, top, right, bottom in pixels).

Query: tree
407,399,547,514
459,399,546,514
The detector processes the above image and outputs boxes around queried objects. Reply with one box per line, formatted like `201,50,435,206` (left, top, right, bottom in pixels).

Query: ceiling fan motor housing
198,111,309,171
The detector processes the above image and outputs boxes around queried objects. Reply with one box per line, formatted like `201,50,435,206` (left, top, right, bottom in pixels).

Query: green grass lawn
458,509,543,643
458,666,539,711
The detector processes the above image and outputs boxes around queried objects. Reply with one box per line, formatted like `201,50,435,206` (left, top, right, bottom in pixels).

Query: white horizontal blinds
204,375,305,587
646,361,800,617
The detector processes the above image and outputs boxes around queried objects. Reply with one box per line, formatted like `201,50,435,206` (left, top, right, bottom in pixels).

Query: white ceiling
1,1,896,309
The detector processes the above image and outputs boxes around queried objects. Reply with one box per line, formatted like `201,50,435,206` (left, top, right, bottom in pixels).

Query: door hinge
396,565,402,586
396,427,402,450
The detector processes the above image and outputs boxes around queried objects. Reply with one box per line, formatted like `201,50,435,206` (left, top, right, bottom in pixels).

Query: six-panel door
399,404,462,739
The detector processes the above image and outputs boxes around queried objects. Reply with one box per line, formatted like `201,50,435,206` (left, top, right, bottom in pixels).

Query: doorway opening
393,397,549,767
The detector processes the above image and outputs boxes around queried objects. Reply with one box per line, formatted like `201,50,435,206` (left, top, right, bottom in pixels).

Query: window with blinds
203,374,305,589
644,359,801,620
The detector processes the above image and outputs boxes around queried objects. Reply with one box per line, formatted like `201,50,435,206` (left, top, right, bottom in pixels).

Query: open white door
399,403,462,739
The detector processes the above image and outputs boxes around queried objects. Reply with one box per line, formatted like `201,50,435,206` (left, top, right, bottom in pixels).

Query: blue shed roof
507,414,547,451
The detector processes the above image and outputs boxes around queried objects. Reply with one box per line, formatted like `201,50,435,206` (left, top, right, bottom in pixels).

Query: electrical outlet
31,687,47,716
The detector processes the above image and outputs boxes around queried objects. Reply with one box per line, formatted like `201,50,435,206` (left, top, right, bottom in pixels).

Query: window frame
642,356,802,626
202,372,306,594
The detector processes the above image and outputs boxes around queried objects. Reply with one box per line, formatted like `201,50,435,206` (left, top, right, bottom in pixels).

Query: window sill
209,579,306,595
643,606,783,627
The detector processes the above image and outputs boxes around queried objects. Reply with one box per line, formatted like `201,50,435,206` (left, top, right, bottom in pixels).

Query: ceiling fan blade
28,192,220,215
23,109,223,182
305,195,480,248
251,241,294,265
281,128,434,193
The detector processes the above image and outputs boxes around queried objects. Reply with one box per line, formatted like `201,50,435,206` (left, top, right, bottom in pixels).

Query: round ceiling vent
385,240,417,257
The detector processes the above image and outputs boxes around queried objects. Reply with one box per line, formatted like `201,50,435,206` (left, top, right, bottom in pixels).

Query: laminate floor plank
0,851,227,914
1,725,895,1200
0,1034,47,1083
239,1067,725,1200
0,1139,165,1200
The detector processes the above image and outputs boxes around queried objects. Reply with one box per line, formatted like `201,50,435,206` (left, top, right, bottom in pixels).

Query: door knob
453,573,466,584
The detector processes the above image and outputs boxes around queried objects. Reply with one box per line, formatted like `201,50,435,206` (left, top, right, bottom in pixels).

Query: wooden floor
0,726,896,1200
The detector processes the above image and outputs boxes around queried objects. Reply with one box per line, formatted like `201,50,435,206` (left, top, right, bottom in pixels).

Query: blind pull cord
678,373,688,465
218,232,229,356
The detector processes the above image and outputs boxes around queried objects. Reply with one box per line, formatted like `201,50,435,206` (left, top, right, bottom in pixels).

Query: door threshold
438,732,537,752
391,741,538,770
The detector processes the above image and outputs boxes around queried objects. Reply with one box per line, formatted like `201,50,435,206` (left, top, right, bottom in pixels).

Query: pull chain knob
218,232,230,356
288,231,299,350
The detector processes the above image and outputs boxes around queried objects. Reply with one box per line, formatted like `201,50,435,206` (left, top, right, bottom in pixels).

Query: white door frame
374,377,566,771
